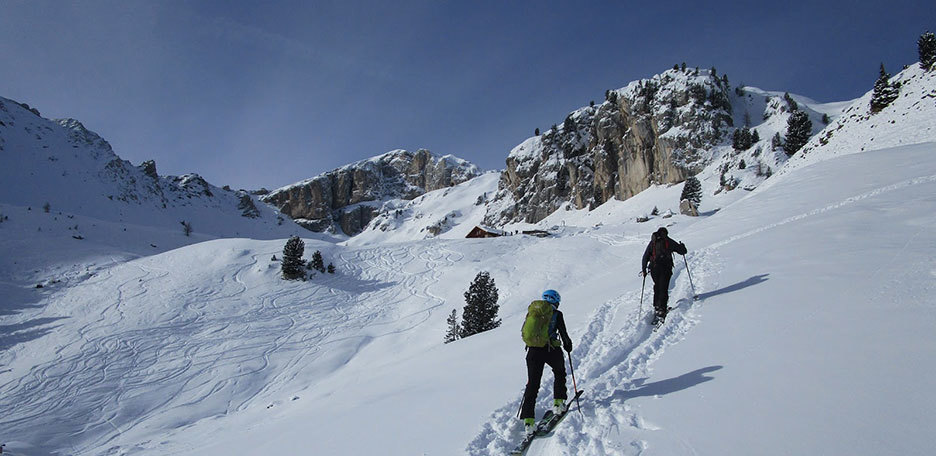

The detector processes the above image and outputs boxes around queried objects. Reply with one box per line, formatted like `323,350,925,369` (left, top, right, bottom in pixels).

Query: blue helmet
542,289,561,305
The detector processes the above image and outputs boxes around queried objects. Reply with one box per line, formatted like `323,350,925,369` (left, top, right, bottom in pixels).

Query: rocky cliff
484,68,735,225
261,149,481,235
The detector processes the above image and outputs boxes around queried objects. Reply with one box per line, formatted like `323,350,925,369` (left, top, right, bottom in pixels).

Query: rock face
484,68,733,226
261,149,481,235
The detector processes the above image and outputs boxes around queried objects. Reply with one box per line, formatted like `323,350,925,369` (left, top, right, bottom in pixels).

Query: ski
509,390,584,455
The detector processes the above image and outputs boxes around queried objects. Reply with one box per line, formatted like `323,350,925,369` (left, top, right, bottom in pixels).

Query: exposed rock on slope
261,149,481,235
485,68,734,226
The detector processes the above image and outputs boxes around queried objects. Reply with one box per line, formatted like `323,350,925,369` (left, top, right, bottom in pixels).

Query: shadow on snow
597,366,723,405
697,274,770,301
0,317,69,351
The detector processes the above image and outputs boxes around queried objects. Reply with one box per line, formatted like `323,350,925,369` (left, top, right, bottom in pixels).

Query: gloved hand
564,341,573,353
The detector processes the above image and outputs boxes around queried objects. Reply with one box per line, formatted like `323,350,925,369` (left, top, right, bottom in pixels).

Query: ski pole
683,254,697,299
567,351,584,419
638,271,646,323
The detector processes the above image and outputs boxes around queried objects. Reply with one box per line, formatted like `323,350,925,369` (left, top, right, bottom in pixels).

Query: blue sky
2,1,933,190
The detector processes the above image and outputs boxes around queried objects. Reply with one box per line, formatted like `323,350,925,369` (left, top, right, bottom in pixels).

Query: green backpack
521,300,554,347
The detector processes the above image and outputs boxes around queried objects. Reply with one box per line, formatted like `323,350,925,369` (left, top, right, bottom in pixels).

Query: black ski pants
650,266,673,318
520,345,567,419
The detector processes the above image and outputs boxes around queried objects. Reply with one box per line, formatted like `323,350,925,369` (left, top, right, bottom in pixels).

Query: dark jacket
642,234,687,272
548,309,573,351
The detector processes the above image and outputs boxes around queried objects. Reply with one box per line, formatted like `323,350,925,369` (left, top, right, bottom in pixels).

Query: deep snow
2,65,935,455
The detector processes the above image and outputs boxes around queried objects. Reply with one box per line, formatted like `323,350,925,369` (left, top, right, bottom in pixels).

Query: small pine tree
771,132,782,151
327,263,335,274
784,110,813,156
535,128,540,136
444,309,460,344
681,62,687,72
783,92,798,111
311,250,326,273
919,31,936,70
459,271,501,338
822,113,830,124
281,236,305,280
181,220,192,237
680,176,703,207
870,63,900,113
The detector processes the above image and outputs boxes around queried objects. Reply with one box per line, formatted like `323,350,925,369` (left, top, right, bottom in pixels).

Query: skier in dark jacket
519,289,573,436
641,227,687,326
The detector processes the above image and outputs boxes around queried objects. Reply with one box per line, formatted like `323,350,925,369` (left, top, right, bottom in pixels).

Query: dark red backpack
649,232,670,265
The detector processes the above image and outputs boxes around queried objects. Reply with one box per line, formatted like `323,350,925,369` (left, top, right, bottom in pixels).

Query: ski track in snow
468,172,936,455
0,241,461,455
3,164,933,454
465,244,719,456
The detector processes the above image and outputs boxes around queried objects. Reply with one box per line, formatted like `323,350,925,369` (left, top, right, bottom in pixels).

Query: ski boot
552,398,567,415
523,417,536,436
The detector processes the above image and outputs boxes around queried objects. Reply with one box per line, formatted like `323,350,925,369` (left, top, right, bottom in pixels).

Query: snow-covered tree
180,220,192,237
459,271,501,338
732,127,756,151
919,31,936,70
870,63,900,114
281,236,305,280
680,176,703,207
784,110,812,156
443,309,460,344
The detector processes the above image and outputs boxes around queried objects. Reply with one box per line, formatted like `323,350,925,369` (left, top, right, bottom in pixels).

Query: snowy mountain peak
484,66,844,227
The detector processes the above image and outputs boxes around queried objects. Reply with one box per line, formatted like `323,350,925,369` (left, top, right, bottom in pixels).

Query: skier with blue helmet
518,289,573,436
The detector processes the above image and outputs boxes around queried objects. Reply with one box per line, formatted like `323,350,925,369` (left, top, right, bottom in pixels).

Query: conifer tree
281,236,305,280
444,309,460,344
459,271,501,338
771,132,782,151
870,63,900,113
311,250,326,273
919,31,936,70
680,176,703,207
784,110,813,156
783,92,798,111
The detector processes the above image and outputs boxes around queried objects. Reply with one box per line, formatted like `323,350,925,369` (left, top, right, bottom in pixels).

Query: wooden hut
465,226,504,239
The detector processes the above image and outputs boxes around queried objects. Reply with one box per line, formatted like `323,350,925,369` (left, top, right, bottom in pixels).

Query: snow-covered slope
3,134,936,455
767,64,936,187
0,96,316,297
